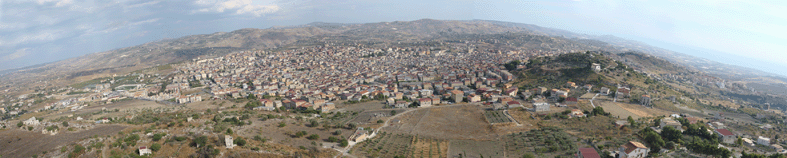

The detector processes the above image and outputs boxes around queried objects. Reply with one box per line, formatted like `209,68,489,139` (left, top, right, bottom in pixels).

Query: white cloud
0,48,30,61
127,0,161,8
194,0,280,17
131,18,161,26
35,0,74,7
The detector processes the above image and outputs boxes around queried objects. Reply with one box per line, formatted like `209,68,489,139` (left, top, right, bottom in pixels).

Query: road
590,93,600,108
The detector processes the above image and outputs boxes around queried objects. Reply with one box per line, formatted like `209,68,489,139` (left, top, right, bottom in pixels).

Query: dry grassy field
0,124,126,158
384,105,497,140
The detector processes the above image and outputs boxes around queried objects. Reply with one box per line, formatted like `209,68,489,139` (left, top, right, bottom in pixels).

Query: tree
347,123,357,129
17,121,23,127
339,139,349,147
62,121,69,127
310,120,319,127
234,137,247,146
193,136,208,147
307,134,320,140
226,128,233,135
334,130,342,135
328,136,338,142
377,119,384,123
661,126,682,142
295,131,307,138
150,143,161,152
390,110,397,116
278,122,286,127
627,116,637,127
642,129,664,153
153,133,166,141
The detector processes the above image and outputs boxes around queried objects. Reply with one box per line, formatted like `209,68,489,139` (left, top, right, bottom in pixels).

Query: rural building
450,90,464,103
253,106,275,111
468,94,481,103
617,87,631,99
714,129,735,144
772,144,783,151
570,109,586,118
387,98,395,105
349,128,369,142
758,136,771,146
566,82,577,88
533,101,549,112
418,98,432,107
23,117,40,126
742,138,755,146
394,101,408,108
224,135,236,148
320,103,335,112
640,95,651,106
618,141,649,158
565,97,578,105
577,148,600,158
138,146,152,156
599,87,610,95
660,118,681,129
591,63,602,72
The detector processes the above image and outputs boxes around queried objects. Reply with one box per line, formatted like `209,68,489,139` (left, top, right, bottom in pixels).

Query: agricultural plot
411,136,448,158
448,139,505,158
351,132,415,158
484,110,512,124
503,127,578,158
351,132,448,158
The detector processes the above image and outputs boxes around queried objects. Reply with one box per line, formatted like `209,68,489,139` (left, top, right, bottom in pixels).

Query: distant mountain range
0,19,780,86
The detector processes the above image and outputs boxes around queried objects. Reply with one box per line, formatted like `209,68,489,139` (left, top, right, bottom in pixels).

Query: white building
533,101,549,112
591,63,602,72
758,136,771,146
138,146,152,156
599,87,610,95
619,141,649,158
225,135,236,148
23,117,40,126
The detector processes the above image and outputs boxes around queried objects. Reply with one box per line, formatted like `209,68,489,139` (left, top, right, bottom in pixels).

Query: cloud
35,0,74,7
0,48,30,62
194,0,280,17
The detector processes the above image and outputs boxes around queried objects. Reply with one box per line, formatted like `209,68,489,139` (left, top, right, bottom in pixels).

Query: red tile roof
578,148,601,158
716,129,734,136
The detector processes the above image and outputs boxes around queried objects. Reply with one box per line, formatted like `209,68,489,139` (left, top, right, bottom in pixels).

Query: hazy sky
1,0,785,76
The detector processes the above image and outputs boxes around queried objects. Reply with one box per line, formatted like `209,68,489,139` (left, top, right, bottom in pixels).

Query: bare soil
383,105,497,140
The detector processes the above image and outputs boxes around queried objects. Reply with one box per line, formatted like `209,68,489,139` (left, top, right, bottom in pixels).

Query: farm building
138,146,152,156
533,101,549,112
618,141,649,158
577,148,600,158
714,129,735,144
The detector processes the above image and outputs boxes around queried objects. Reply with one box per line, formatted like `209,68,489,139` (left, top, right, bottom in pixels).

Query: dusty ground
448,139,504,158
383,105,498,140
42,99,173,120
0,124,127,158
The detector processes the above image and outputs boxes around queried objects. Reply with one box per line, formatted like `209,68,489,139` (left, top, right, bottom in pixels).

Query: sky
1,0,785,76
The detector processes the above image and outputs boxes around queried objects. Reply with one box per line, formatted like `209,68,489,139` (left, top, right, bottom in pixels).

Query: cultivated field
383,105,496,140
351,132,449,158
484,110,513,124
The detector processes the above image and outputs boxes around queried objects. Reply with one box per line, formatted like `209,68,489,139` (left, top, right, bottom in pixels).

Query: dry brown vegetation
0,125,126,158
